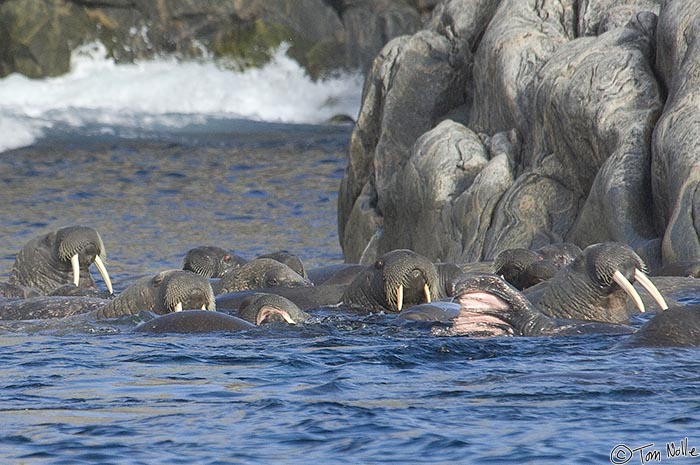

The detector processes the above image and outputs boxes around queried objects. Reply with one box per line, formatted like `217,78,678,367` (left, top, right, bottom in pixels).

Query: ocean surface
1,45,700,465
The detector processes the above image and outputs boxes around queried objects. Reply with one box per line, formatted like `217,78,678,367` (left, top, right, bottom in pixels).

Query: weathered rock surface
652,7,700,263
515,11,663,267
385,120,490,261
338,0,699,269
0,0,425,79
468,0,576,135
578,0,660,36
337,27,469,262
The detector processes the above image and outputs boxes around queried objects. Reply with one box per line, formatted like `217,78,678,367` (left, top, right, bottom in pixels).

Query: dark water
1,120,350,291
2,123,700,465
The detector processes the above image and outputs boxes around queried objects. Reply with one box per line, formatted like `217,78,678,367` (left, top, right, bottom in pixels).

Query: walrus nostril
80,243,99,258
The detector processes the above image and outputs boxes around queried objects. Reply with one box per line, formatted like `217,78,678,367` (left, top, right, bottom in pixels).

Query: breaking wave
0,42,363,152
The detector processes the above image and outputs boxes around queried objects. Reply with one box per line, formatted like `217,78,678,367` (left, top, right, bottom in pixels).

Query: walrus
182,245,247,278
402,272,635,337
7,225,113,295
212,258,313,294
236,293,310,325
0,270,215,320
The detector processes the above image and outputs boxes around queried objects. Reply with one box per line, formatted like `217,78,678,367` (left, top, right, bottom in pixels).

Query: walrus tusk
94,255,113,295
71,254,80,286
174,302,183,312
396,284,404,312
424,284,432,303
634,269,669,310
201,304,207,310
613,270,645,313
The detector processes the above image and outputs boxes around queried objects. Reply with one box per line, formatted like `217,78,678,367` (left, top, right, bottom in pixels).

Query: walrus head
10,225,113,295
53,226,112,294
155,270,216,314
341,250,442,313
449,272,538,337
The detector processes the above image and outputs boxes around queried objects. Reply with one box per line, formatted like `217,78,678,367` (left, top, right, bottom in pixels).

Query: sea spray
0,41,363,152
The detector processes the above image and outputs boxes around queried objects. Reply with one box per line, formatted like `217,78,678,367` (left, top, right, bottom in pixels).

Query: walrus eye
268,278,279,287
374,259,384,269
151,273,166,287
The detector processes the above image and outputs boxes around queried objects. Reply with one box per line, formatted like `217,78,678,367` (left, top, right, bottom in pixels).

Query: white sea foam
0,42,364,152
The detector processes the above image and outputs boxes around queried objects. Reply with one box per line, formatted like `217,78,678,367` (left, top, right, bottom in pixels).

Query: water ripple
1,126,699,464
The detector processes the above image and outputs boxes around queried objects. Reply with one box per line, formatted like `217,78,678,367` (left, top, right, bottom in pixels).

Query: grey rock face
338,0,700,269
427,0,501,46
452,137,517,262
468,0,576,135
384,120,490,260
652,9,700,263
338,16,472,262
654,0,695,90
338,29,470,261
517,12,663,263
577,0,661,36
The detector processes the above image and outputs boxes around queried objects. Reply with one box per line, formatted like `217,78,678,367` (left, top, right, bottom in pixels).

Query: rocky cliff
0,0,433,79
338,0,700,270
